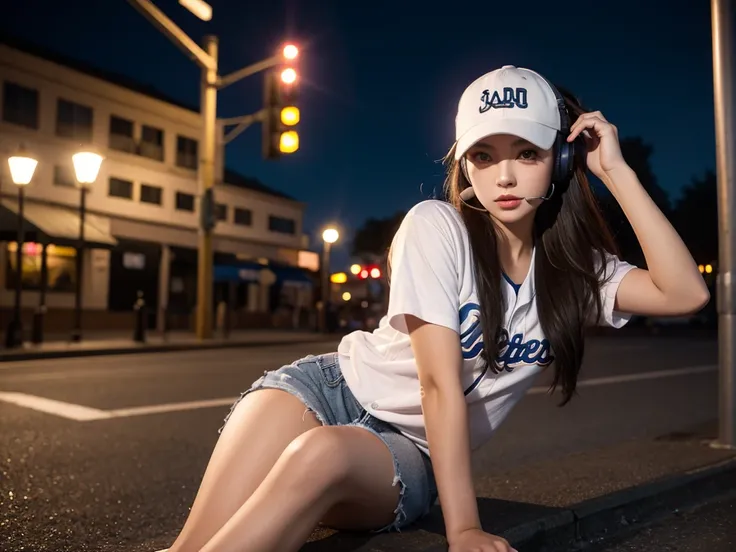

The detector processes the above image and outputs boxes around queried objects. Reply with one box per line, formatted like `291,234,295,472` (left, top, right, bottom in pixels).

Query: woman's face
464,133,555,225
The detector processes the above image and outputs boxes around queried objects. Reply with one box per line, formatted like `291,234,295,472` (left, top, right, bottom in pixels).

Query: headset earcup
553,134,574,184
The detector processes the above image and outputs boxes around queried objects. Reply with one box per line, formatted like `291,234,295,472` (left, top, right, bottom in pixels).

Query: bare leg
167,389,322,552
199,425,400,552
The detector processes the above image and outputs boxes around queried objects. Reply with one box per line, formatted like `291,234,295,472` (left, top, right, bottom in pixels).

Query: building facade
0,36,318,335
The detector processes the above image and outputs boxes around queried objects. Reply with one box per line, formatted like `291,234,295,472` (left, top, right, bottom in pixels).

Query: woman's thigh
321,415,437,533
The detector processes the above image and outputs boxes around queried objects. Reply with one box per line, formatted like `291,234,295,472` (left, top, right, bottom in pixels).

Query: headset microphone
459,183,555,204
521,183,556,202
459,187,476,201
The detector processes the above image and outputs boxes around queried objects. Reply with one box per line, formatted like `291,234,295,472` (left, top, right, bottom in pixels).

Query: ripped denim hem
217,371,327,434
344,420,409,533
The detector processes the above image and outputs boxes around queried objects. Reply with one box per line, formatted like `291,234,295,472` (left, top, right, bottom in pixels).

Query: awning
213,262,314,287
0,198,117,248
213,262,264,283
271,265,314,287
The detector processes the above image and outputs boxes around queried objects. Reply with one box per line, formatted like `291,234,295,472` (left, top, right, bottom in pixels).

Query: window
2,82,39,129
109,115,135,153
109,177,133,199
175,192,195,212
234,208,252,226
176,136,198,169
140,125,164,161
140,184,162,205
268,215,296,234
5,242,77,292
56,99,93,142
53,165,76,187
215,203,227,221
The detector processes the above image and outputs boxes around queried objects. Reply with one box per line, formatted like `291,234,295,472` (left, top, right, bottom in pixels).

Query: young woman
161,66,709,552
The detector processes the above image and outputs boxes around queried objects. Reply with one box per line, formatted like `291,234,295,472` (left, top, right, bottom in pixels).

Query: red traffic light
283,44,299,60
370,267,381,279
359,269,369,280
281,67,297,84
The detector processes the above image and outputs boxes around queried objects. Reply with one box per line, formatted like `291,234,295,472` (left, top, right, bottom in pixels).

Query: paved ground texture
0,334,733,551
585,493,736,552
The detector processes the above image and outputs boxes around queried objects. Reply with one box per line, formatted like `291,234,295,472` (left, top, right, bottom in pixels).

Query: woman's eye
519,149,538,160
472,151,491,162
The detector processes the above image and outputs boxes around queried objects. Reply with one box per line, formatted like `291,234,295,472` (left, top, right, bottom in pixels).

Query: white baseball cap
454,65,562,160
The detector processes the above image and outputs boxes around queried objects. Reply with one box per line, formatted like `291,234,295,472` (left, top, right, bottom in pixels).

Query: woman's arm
603,166,710,317
406,315,480,540
567,111,710,317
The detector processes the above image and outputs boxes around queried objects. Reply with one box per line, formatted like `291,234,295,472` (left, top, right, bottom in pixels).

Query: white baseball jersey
337,200,636,455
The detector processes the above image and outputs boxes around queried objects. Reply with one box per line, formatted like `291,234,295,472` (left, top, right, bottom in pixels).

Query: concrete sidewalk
0,329,340,362
299,420,736,552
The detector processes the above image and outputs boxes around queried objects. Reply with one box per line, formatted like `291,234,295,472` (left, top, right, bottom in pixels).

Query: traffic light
262,45,300,160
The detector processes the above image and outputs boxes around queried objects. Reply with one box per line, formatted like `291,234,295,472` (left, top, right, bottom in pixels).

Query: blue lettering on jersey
458,302,555,395
493,328,554,373
479,87,529,113
459,303,484,360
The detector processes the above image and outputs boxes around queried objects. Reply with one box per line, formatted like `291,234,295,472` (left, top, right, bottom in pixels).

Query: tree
672,170,718,265
351,211,406,262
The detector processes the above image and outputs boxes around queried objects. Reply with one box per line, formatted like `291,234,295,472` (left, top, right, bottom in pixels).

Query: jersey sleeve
594,251,637,328
387,210,460,335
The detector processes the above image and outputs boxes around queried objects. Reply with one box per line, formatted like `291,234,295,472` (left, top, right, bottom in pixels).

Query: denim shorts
218,352,437,532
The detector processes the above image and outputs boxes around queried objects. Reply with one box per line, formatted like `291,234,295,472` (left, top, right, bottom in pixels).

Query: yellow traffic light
698,264,705,273
281,106,300,126
706,264,713,274
350,264,361,275
281,68,297,84
279,131,299,153
330,272,347,284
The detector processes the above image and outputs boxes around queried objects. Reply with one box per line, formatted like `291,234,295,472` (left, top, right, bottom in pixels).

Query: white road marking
106,397,236,419
0,392,110,421
0,364,719,421
0,392,237,421
527,364,717,395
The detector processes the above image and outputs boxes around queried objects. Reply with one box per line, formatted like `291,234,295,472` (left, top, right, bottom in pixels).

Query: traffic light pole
128,0,293,340
196,35,218,339
712,0,736,449
220,111,266,145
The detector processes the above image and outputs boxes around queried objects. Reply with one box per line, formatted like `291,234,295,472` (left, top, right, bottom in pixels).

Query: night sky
1,0,716,270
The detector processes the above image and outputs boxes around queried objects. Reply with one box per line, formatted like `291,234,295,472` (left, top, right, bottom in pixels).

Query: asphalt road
0,335,720,552
586,494,736,552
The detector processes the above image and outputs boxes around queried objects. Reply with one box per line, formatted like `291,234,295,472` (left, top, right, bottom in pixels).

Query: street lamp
70,150,103,342
319,227,339,333
4,149,38,348
322,228,339,244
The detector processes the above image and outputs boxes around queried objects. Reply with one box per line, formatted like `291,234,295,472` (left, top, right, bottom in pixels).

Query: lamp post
70,151,103,343
4,150,38,349
320,227,339,333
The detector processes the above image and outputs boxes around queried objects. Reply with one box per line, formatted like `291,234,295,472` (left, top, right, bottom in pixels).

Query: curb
0,336,339,362
502,456,736,551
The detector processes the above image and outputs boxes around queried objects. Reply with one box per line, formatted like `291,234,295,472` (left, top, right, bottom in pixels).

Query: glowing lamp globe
8,155,38,185
72,151,103,185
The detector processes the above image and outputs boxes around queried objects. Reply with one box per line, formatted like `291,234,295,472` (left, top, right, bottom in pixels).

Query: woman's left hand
567,111,629,182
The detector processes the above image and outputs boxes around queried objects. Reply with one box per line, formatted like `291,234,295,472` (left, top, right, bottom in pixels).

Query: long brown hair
444,90,620,405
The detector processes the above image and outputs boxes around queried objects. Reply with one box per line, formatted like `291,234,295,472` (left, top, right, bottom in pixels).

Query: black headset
547,80,578,186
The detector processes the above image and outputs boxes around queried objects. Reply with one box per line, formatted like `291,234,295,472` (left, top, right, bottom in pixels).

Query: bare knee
281,427,352,493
